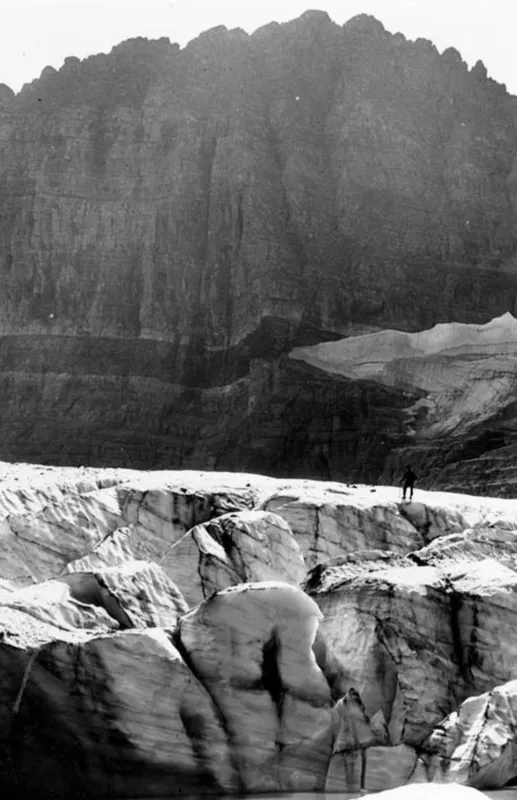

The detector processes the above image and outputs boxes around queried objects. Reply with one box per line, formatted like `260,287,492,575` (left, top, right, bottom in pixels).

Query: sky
0,0,516,95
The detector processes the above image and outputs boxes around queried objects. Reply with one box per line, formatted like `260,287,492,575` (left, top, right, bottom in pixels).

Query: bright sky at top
1,0,516,95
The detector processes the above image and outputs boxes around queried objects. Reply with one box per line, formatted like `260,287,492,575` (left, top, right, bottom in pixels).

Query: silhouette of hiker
401,466,417,501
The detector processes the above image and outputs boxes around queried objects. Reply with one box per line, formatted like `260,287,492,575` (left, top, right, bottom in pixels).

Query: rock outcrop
177,582,333,792
421,679,517,788
2,464,517,796
291,312,517,495
0,626,237,797
160,510,306,607
306,551,517,745
1,15,517,490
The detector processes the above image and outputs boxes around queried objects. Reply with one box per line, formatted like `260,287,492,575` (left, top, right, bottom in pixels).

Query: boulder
65,476,270,582
0,562,188,637
0,582,116,639
161,510,306,607
177,581,333,792
307,551,517,745
398,501,468,542
421,679,517,789
0,627,236,797
325,688,391,792
66,561,189,627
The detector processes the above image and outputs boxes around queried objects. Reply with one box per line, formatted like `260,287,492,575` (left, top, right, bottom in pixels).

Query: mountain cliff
1,11,517,487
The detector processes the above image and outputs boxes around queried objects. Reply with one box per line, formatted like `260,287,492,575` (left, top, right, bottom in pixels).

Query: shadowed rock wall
1,13,517,482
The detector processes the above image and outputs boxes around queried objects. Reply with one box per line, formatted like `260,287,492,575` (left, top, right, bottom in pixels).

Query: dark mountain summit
1,13,517,492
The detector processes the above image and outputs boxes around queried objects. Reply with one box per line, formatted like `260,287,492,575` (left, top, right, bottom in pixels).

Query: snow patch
289,314,517,438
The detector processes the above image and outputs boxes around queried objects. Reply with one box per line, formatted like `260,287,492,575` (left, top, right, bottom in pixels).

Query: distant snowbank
289,314,517,439
290,313,517,375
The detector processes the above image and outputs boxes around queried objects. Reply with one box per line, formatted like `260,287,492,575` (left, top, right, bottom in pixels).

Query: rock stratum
1,12,517,489
2,462,517,797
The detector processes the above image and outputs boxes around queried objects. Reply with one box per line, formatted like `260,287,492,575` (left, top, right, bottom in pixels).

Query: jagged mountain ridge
1,11,517,485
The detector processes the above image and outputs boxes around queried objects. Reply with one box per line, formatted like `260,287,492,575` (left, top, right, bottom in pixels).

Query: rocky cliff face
1,12,517,484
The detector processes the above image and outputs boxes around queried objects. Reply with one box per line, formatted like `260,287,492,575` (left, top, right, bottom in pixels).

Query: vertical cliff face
1,12,517,479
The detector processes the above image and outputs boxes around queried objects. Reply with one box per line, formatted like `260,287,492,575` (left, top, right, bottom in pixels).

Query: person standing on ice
401,465,417,501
